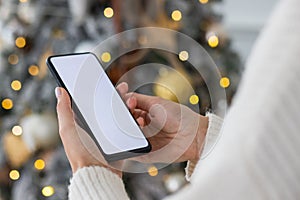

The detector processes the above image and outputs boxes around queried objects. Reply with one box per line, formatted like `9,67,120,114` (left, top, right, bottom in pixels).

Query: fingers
116,82,128,98
55,87,77,143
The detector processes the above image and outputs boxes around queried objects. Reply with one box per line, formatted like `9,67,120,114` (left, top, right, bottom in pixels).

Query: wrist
190,115,208,162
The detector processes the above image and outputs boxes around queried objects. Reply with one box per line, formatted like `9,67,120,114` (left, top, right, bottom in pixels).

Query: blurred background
0,0,277,199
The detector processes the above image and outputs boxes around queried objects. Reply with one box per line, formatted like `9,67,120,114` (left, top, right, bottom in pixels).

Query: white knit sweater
69,0,300,199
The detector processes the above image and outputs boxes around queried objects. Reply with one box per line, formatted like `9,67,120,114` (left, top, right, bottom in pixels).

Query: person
55,0,300,199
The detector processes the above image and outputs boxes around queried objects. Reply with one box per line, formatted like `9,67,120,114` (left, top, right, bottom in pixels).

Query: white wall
223,0,279,63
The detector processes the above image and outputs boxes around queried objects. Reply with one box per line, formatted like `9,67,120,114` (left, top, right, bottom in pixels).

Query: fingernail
55,87,61,99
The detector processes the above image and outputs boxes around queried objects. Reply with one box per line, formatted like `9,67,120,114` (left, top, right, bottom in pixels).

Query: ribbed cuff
69,166,129,200
185,113,223,181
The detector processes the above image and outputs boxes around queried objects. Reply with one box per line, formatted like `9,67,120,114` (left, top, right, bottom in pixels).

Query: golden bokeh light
42,186,55,197
28,65,40,76
189,95,199,105
15,37,26,48
208,35,219,48
104,7,114,18
148,166,158,177
2,98,13,110
179,51,189,61
19,0,28,2
199,0,209,4
12,125,23,136
101,52,111,63
8,54,19,65
11,80,22,91
34,159,46,170
220,77,230,88
171,10,182,21
9,170,20,181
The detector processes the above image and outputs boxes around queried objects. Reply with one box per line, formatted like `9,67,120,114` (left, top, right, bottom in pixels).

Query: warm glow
171,10,182,21
42,186,55,197
11,80,22,91
34,159,46,170
2,98,13,110
12,125,23,136
101,52,111,63
148,166,158,176
199,0,209,4
8,54,19,65
9,170,20,180
104,7,114,18
19,0,28,2
15,37,26,48
28,65,39,76
220,77,230,88
208,35,219,48
179,51,189,61
189,95,199,105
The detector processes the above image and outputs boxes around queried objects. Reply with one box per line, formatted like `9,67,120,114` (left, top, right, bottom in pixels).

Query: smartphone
46,52,151,162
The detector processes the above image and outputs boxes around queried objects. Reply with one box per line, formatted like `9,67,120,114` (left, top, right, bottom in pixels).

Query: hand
116,82,208,163
55,87,123,177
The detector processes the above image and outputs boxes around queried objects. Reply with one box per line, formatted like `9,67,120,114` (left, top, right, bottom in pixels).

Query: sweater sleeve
68,166,129,200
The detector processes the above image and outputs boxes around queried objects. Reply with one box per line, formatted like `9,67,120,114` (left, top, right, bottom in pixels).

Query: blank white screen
50,53,148,155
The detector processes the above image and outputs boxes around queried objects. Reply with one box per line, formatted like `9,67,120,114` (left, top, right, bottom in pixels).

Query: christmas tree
0,0,241,199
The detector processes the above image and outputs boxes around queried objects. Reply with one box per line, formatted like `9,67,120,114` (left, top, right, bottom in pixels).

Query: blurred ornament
3,132,32,168
20,113,59,152
68,0,91,25
17,2,39,24
153,68,193,103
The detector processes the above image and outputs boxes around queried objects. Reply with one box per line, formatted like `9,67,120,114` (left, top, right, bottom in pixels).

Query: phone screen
47,53,150,160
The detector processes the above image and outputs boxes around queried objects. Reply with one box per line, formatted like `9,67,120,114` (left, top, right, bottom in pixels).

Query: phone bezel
46,52,151,162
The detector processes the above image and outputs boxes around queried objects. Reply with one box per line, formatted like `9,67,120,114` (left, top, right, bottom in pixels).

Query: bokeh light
199,0,209,4
208,35,219,48
179,51,189,61
2,98,13,110
9,170,20,181
11,80,22,91
34,159,46,170
28,65,40,76
220,77,230,88
148,166,158,176
189,95,199,105
171,10,182,21
8,54,19,65
15,37,26,48
12,125,23,136
104,7,114,18
101,52,111,63
42,186,55,197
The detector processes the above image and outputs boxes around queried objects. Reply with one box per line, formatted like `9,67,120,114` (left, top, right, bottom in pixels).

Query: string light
12,125,23,136
9,170,20,181
101,52,111,63
189,95,199,105
42,186,55,197
8,54,19,65
148,166,158,176
34,159,46,170
171,10,182,21
11,80,22,91
199,0,209,4
208,35,219,48
15,37,26,48
1,98,13,110
104,7,114,18
220,77,230,88
179,51,189,61
28,65,39,76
